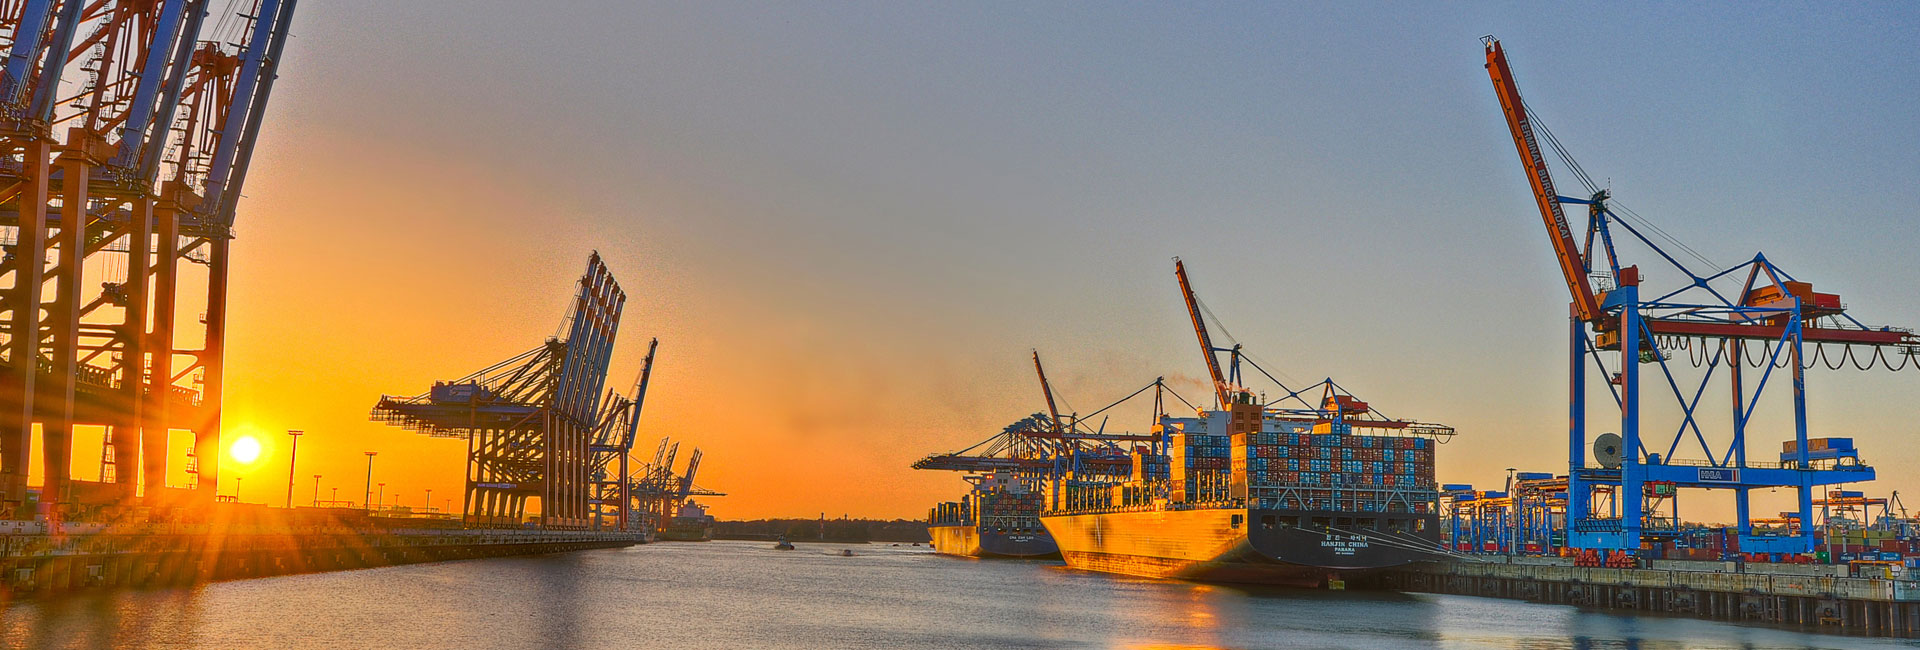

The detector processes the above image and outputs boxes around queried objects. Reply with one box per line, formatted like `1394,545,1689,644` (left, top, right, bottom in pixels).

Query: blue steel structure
0,1,297,517
1484,37,1917,555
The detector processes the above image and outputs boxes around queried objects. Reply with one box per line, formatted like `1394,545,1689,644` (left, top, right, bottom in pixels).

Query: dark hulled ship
928,470,1059,559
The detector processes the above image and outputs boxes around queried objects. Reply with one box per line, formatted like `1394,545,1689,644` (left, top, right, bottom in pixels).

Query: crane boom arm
1032,350,1065,435
1173,258,1230,408
620,338,658,451
1483,37,1603,323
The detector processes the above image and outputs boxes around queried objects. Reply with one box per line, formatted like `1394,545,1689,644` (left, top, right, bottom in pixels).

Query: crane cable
1526,101,1719,271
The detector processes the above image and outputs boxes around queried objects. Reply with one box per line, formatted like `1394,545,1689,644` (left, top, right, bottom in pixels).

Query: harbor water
1,540,1912,649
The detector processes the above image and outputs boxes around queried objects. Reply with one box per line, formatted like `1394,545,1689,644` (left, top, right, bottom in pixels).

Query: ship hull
929,523,1060,559
657,525,713,542
1042,507,1441,586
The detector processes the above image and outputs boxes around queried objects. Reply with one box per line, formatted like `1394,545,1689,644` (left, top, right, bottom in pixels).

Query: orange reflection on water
1107,579,1227,649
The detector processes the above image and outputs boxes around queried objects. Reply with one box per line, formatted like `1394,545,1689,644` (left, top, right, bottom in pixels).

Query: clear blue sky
235,2,1920,517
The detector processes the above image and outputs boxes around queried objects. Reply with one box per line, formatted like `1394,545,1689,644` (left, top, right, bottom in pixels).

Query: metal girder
373,253,634,530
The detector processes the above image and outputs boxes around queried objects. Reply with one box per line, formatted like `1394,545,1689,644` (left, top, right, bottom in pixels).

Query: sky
95,2,1920,520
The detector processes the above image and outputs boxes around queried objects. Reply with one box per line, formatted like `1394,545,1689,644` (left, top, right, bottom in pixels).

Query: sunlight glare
231,435,263,465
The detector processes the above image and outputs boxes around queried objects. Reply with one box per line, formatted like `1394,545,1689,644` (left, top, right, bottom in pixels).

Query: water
1,540,1914,649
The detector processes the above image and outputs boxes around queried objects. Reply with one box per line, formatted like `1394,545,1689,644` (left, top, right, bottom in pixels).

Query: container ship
928,470,1059,558
1037,259,1454,587
657,501,717,541
1042,395,1447,586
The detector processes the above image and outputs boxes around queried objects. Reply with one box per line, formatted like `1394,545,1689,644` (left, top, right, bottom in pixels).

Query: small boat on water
839,549,854,557
774,536,795,550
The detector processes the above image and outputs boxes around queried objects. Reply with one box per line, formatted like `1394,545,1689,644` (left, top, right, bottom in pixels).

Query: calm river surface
1,540,1914,649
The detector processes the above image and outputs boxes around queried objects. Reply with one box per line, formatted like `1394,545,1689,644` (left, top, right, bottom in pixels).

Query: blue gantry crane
1483,36,1918,556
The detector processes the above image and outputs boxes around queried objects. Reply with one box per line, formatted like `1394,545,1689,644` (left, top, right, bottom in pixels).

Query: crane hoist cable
1523,99,1599,196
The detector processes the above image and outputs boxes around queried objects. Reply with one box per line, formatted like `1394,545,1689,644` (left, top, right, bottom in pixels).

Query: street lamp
312,474,322,506
330,487,338,505
285,430,304,508
377,483,386,511
1505,467,1517,556
363,451,377,510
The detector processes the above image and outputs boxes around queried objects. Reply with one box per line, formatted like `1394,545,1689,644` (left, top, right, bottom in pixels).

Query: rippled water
1,540,1913,649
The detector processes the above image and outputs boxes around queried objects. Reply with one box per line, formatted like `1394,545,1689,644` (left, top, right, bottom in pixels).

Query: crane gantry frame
0,0,296,518
1483,36,1916,554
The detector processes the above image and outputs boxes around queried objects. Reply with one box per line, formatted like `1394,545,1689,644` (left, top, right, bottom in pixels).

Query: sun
230,436,262,465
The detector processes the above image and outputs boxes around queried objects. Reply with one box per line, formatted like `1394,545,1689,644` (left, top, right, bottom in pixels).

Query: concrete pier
1375,556,1920,637
0,516,641,598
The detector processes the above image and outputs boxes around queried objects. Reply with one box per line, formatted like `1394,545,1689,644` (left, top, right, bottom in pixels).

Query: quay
0,507,641,598
1376,556,1920,637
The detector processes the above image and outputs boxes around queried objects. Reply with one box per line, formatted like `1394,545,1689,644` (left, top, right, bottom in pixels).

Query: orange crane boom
1173,258,1232,408
1032,350,1066,436
1483,37,1604,324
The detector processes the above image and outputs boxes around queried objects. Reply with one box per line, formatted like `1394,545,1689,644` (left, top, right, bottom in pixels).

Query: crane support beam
1018,431,1158,442
1640,319,1916,346
1484,37,1604,324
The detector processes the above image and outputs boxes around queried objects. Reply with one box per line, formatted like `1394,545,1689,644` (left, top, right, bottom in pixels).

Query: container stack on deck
1231,426,1437,512
1167,426,1231,504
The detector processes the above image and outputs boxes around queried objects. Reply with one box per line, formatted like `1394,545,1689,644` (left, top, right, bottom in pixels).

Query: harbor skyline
37,2,1914,521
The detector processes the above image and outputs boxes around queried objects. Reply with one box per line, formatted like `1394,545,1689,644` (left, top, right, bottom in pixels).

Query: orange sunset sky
40,4,1919,522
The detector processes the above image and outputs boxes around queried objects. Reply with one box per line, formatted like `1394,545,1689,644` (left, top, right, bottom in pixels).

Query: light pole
312,474,322,506
363,451,377,510
377,483,386,511
1505,467,1517,556
330,487,338,505
285,430,303,508
234,476,243,501
425,488,432,513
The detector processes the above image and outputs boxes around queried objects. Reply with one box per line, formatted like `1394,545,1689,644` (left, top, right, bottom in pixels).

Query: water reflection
0,542,1905,649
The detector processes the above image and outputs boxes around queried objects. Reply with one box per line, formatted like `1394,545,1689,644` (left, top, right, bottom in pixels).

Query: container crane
1483,36,1916,555
627,436,724,535
586,338,656,530
0,0,298,518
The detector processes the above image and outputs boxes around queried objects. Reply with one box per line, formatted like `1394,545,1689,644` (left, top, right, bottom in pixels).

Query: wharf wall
1375,556,1920,637
0,519,640,598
